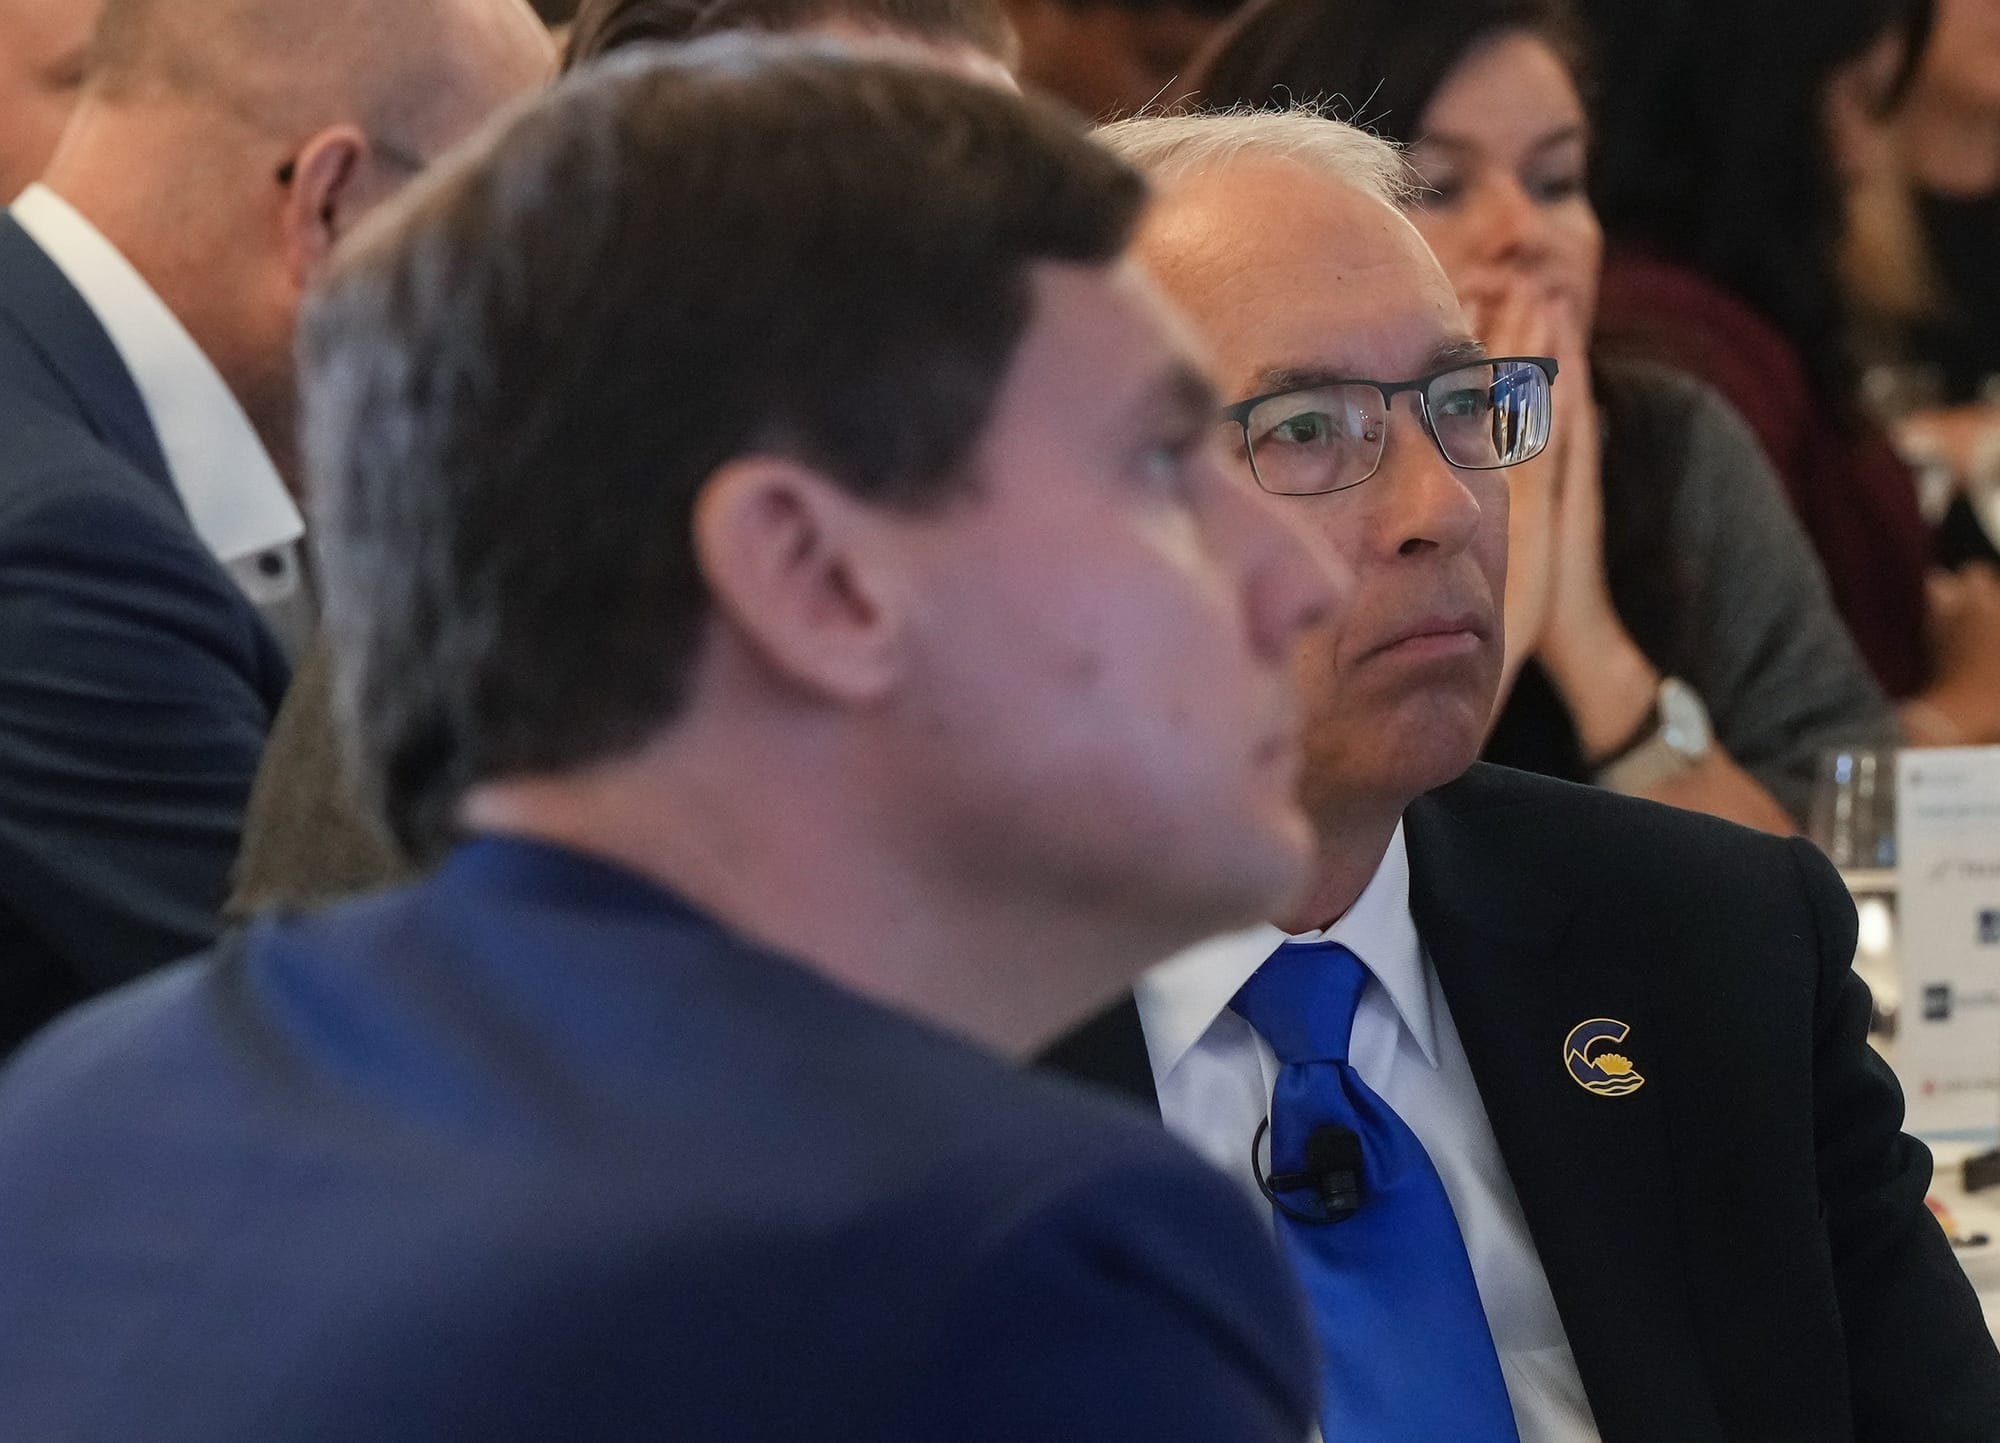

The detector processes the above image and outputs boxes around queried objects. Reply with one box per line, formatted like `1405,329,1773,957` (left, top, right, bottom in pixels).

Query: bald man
0,0,98,202
0,0,553,1052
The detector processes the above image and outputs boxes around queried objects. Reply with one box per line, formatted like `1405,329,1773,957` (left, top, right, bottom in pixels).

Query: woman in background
1196,0,1899,827
1578,0,2000,745
1865,0,2000,572
1878,0,2000,406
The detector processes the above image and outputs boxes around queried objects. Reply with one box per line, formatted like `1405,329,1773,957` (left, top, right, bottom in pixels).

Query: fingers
1929,566,1973,620
1475,280,1552,360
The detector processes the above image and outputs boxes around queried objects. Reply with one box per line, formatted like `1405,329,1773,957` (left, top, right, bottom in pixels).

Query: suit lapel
1406,775,1725,1442
0,215,173,491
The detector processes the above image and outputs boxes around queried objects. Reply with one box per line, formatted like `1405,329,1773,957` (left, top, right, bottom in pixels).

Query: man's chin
1299,703,1486,819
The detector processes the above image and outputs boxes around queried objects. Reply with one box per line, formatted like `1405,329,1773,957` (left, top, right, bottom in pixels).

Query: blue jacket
0,215,289,1050
0,836,1317,1439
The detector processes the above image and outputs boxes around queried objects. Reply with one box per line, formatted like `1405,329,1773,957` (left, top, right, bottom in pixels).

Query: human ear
278,127,368,287
692,458,910,705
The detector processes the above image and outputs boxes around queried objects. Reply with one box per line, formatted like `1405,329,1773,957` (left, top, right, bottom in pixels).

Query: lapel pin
1564,1017,1645,1096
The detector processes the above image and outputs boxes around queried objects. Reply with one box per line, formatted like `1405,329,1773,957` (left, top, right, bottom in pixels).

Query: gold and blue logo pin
1564,1017,1645,1097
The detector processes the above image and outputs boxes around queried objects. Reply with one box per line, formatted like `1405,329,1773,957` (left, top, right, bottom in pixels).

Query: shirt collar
1135,821,1440,1079
10,184,303,565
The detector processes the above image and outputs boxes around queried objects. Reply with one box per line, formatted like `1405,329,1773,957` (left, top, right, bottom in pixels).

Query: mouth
1364,610,1491,663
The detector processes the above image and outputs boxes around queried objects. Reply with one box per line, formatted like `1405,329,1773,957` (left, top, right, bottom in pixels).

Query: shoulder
1413,764,1838,916
0,421,276,695
0,884,1315,1438
1596,251,1813,460
1598,359,1816,545
1408,768,1855,1066
1597,356,1761,459
0,413,187,550
880,1112,1315,1439
0,402,217,611
1596,251,1802,379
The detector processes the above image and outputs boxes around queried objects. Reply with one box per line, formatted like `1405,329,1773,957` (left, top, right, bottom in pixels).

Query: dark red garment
1595,247,1932,699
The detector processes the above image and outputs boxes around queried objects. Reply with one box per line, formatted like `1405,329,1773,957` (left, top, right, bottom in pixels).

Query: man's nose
1371,401,1485,559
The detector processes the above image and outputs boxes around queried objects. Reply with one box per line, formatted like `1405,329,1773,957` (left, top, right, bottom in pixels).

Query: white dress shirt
10,184,306,629
1136,824,1600,1443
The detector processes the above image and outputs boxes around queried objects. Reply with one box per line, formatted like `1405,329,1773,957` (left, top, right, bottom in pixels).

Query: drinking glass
1809,747,1901,1039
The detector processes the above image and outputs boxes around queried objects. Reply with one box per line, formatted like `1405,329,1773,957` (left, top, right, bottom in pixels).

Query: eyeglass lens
1242,359,1553,496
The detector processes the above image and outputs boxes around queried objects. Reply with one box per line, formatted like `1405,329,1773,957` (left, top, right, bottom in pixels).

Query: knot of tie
1229,940,1369,1065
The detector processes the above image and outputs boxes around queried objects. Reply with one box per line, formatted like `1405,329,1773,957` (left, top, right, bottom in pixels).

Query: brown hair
564,0,1016,68
1194,0,1590,127
301,40,1144,858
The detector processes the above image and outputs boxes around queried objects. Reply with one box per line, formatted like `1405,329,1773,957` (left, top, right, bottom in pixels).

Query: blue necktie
1232,939,1520,1442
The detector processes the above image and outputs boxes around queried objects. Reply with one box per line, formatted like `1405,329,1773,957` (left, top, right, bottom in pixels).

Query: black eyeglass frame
1219,354,1561,497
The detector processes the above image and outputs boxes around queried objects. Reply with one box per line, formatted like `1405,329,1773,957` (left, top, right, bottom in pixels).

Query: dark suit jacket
1045,764,2000,1442
0,836,1317,1440
0,216,289,1051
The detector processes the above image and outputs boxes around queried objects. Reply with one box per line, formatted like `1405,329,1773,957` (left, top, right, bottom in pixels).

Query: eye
1269,411,1336,447
1433,386,1493,421
1528,170,1587,204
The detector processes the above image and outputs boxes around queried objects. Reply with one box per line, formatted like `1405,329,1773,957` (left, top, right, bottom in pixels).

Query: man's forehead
1136,156,1467,390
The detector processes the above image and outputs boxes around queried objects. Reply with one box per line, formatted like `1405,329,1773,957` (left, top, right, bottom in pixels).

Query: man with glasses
0,0,552,1051
1049,111,2000,1441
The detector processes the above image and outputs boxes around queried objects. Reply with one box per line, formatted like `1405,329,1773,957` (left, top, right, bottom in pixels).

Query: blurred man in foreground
1048,110,2000,1442
0,44,1333,1440
228,0,1017,917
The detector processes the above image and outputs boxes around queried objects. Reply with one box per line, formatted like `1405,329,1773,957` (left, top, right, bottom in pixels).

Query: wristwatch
1592,677,1712,794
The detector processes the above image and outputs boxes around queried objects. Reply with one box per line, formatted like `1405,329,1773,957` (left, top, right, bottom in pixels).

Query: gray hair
1094,106,1412,208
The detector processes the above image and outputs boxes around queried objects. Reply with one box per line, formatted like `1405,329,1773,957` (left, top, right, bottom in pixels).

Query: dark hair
1195,0,1589,140
1578,0,1932,409
301,40,1146,859
1048,0,1244,15
531,0,582,23
564,0,1015,67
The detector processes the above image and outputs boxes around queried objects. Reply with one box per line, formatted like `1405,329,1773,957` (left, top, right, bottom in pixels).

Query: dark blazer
0,836,1317,1440
1045,764,2000,1443
0,216,289,1051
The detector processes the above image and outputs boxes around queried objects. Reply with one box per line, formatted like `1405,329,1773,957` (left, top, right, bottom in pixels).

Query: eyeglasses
1220,355,1560,497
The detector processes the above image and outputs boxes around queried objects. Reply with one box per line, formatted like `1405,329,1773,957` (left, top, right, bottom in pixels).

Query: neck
39,105,295,485
1277,794,1403,935
1901,91,2000,196
460,724,1168,1060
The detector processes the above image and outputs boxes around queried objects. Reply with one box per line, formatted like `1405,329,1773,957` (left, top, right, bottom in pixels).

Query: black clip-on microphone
1253,1115,1365,1225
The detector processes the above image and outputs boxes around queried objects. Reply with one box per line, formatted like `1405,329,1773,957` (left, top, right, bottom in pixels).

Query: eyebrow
1246,336,1490,398
1410,125,1587,158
